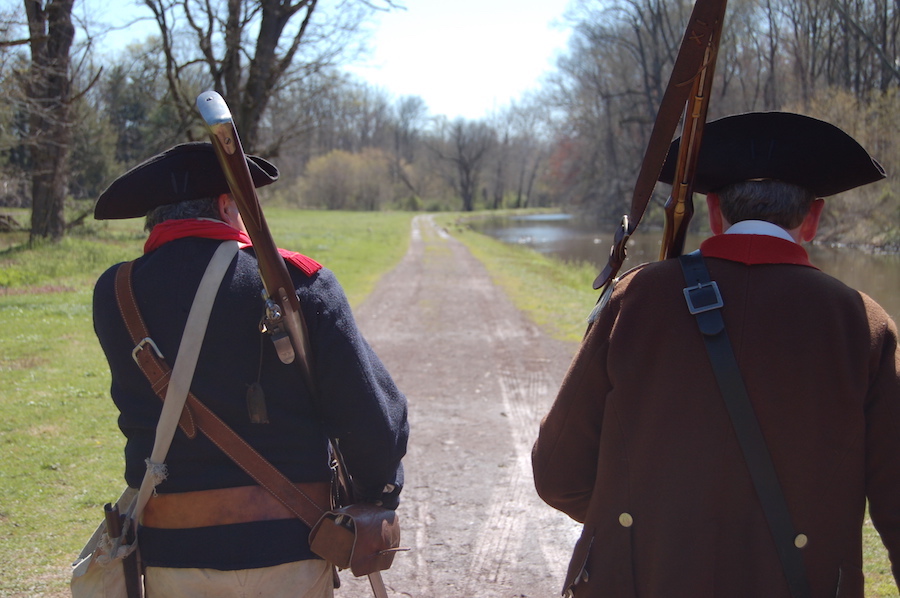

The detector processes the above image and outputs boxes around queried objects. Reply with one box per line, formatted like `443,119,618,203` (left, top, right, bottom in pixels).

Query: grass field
1,208,897,596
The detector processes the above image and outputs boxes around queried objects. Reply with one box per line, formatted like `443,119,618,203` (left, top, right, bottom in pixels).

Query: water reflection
470,213,900,322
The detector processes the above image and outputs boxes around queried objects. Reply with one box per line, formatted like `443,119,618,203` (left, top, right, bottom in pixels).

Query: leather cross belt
115,262,328,529
141,482,331,529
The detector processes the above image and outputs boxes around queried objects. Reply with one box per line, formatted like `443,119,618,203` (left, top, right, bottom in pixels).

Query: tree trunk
24,0,75,243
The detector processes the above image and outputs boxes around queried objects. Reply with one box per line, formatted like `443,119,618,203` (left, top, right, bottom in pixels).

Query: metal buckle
132,337,164,364
683,281,724,315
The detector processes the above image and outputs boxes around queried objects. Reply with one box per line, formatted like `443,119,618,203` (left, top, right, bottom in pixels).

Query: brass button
618,512,634,527
794,534,808,548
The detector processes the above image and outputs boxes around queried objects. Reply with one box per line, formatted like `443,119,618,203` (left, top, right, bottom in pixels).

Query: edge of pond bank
435,213,597,344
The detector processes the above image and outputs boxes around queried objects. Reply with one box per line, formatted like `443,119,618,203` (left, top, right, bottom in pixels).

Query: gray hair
144,197,221,231
715,180,816,230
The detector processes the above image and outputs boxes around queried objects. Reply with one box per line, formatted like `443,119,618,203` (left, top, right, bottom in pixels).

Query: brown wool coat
533,236,900,598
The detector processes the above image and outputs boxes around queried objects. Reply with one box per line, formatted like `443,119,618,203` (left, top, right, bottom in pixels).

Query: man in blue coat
92,143,408,597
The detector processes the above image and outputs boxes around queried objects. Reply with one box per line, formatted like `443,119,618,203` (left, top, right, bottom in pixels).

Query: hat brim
94,142,279,220
658,112,885,196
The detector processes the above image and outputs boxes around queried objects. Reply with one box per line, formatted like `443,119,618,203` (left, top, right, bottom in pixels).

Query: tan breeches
144,558,334,598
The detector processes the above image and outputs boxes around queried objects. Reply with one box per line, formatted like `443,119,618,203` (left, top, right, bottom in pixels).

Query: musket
195,91,314,385
592,0,729,298
195,91,391,598
658,2,725,260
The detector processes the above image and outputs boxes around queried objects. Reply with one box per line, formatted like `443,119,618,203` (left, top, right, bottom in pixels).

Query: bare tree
144,0,395,154
382,94,426,197
828,0,900,90
484,101,552,210
716,0,769,112
543,0,900,238
488,110,512,209
773,0,900,103
430,118,495,212
507,98,548,209
23,0,75,242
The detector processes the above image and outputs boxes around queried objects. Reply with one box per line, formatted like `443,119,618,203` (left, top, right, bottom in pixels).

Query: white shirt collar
724,220,796,244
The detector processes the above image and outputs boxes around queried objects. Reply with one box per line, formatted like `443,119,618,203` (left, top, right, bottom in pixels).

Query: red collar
145,219,323,276
699,234,817,269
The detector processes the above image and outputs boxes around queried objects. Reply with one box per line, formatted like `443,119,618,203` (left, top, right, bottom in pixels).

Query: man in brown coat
532,112,900,598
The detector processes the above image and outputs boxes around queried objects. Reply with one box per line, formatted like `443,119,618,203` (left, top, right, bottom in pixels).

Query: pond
469,212,900,323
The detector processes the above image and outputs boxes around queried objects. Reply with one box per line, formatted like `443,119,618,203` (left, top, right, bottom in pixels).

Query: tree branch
0,37,33,47
829,0,900,84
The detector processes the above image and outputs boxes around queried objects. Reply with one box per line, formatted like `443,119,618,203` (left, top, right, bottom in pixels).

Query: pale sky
347,0,574,120
76,0,574,122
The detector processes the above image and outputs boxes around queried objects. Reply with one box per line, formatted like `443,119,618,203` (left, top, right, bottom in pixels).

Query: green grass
0,209,412,596
263,209,414,307
437,212,599,343
865,514,900,596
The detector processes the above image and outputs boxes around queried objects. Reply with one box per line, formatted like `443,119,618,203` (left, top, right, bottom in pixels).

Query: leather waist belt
141,482,331,529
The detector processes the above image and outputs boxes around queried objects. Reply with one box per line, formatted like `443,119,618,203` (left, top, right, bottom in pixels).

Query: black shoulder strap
679,250,810,598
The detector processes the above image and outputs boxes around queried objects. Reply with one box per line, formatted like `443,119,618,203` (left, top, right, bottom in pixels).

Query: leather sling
679,250,810,598
114,257,325,529
72,241,239,598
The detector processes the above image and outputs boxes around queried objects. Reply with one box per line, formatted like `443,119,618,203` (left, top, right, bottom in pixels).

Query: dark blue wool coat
93,236,408,570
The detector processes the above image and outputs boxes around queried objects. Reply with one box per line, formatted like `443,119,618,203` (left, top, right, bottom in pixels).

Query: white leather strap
128,240,239,523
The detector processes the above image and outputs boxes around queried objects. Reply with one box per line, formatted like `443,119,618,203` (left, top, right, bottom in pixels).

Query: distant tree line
547,0,900,246
1,0,899,248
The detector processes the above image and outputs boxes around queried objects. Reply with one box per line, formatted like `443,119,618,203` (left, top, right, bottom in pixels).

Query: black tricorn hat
94,142,279,220
658,112,885,197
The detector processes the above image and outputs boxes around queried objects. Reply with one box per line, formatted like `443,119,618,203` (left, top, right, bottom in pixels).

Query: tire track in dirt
343,215,582,597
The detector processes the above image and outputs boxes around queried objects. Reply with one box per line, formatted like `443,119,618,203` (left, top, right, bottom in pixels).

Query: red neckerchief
699,234,817,269
144,219,323,276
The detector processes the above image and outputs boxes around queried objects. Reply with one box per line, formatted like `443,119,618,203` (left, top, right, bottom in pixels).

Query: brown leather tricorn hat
94,142,279,220
659,112,885,197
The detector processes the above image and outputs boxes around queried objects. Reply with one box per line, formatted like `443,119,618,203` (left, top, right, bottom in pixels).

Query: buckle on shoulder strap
683,281,723,315
132,337,165,364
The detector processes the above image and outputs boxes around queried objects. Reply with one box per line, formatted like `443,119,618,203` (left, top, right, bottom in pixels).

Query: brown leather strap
113,260,326,528
142,482,331,529
115,262,197,439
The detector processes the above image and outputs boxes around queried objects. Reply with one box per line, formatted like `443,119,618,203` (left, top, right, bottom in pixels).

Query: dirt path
341,215,583,598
